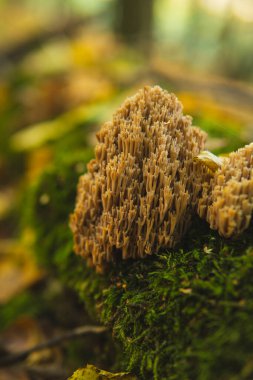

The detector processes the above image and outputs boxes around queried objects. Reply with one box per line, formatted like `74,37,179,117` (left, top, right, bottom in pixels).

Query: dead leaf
0,239,44,304
194,150,224,173
0,317,61,366
25,147,53,181
1,317,42,353
0,188,16,221
10,101,111,152
0,367,28,380
179,288,192,295
64,71,115,108
68,365,138,380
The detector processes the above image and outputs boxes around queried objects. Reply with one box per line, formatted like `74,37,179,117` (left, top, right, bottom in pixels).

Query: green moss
97,222,253,380
22,143,253,380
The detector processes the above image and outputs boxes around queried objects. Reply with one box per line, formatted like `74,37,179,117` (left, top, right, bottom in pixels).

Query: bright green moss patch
21,144,253,380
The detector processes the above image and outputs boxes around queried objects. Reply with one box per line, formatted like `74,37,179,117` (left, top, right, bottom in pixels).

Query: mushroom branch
70,86,253,271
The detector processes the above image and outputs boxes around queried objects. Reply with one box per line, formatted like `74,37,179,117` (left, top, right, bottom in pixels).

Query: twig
0,325,107,367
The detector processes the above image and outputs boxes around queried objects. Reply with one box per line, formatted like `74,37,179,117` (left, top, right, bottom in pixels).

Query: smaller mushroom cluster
197,143,253,238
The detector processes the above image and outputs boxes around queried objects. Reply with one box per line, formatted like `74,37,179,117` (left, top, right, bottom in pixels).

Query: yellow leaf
179,288,192,294
0,239,44,304
194,150,225,173
68,364,138,380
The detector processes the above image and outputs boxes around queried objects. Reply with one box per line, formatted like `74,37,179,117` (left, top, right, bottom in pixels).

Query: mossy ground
20,146,253,380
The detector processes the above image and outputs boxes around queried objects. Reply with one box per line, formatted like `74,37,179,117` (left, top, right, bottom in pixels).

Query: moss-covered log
22,148,253,380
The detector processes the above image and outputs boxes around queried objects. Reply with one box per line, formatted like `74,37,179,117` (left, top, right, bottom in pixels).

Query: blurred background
0,0,253,378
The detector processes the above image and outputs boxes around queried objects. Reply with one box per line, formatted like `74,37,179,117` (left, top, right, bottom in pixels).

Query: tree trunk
114,0,154,55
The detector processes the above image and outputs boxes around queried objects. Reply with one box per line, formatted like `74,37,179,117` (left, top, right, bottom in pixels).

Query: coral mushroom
198,143,253,237
70,86,206,269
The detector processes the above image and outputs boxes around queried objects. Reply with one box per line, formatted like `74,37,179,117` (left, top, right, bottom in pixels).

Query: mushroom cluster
70,85,253,270
198,143,253,238
70,86,206,269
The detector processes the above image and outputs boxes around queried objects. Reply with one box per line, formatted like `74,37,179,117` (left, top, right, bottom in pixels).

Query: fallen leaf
10,101,112,152
68,364,138,380
179,288,192,295
1,317,42,353
0,188,16,221
194,150,224,173
0,317,61,366
25,147,53,181
0,367,28,380
0,239,44,304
